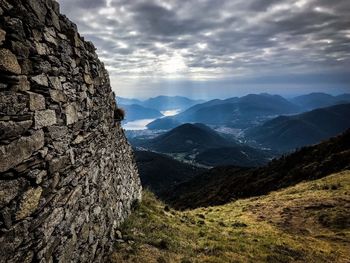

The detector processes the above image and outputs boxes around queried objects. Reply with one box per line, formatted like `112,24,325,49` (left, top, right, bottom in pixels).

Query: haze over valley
121,93,350,162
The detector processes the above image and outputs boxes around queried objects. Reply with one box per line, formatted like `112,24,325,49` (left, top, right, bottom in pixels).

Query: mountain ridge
246,103,350,151
291,92,350,110
148,93,301,129
162,129,350,209
142,123,234,153
121,104,163,122
117,95,204,112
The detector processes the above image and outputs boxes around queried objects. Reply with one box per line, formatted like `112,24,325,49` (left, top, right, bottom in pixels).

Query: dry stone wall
0,0,141,262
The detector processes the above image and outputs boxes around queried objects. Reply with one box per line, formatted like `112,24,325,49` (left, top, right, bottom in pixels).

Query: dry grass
110,171,350,263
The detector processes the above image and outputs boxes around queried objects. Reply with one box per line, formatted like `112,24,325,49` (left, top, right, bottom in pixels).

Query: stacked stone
0,0,141,262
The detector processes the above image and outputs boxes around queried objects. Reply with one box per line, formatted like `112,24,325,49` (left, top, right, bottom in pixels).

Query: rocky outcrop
0,0,141,262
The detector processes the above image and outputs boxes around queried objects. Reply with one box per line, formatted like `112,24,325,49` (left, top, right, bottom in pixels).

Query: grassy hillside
110,171,350,263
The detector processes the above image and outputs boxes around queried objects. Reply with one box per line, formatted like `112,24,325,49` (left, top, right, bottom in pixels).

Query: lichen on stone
15,187,43,220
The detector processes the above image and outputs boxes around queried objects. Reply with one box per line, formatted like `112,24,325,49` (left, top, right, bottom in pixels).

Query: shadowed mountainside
146,118,182,130
134,150,206,195
195,146,271,167
291,92,350,111
121,104,163,122
149,93,300,129
246,103,350,151
141,123,235,153
162,129,350,210
134,123,270,167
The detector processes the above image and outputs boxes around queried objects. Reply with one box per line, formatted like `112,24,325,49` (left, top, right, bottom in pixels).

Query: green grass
110,171,350,263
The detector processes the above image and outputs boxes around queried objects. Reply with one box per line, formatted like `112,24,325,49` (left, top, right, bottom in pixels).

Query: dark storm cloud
129,2,228,36
248,0,281,11
57,0,350,85
61,0,106,10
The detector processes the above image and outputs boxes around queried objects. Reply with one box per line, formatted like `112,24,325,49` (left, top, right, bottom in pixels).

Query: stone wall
0,0,141,262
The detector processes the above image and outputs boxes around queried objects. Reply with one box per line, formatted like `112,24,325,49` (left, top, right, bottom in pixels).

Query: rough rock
0,0,141,262
0,120,32,140
49,76,62,90
0,48,21,74
15,76,30,91
27,0,47,22
31,74,48,87
35,42,48,55
15,187,43,220
49,89,66,102
0,130,45,173
65,103,78,125
0,179,21,207
0,29,6,45
34,110,56,129
28,92,45,111
43,27,57,46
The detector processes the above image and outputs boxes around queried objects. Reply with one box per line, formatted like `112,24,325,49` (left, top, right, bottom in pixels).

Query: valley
162,130,350,209
111,129,350,262
122,93,350,175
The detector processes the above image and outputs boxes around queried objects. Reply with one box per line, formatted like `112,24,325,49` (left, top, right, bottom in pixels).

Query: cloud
60,0,106,10
57,0,350,97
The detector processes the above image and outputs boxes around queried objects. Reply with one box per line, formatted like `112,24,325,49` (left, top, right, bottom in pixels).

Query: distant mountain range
118,93,350,128
117,97,143,105
117,96,204,112
134,150,206,194
120,104,163,122
162,129,350,209
291,93,350,111
148,93,301,129
246,103,350,151
141,96,204,111
134,123,270,167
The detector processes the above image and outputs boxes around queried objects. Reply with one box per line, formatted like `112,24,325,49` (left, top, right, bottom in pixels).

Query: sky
58,0,350,99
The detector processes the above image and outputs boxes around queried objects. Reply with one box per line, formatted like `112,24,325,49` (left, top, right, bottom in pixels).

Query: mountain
142,96,204,111
246,103,350,151
116,97,143,105
117,96,204,112
165,93,301,128
143,98,229,130
146,117,182,130
121,104,163,122
337,93,350,101
142,123,235,153
291,93,350,111
135,123,270,167
134,151,206,194
174,98,239,121
195,146,271,167
162,129,350,209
